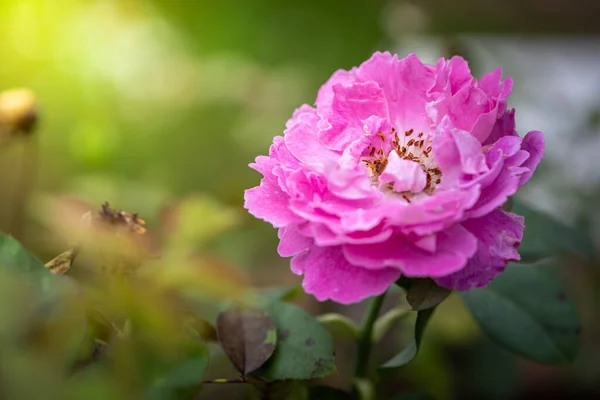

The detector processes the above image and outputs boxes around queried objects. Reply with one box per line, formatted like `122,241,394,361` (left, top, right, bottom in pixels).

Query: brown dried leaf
44,248,78,275
216,304,277,375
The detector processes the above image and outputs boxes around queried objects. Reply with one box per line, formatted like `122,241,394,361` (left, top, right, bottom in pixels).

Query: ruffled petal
315,68,358,110
318,81,387,151
435,210,524,290
296,245,401,304
277,225,312,257
355,52,436,132
244,157,303,228
518,130,545,186
342,224,477,277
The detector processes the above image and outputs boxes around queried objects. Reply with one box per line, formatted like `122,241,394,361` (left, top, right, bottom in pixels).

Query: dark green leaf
253,301,336,380
379,307,436,375
461,259,581,364
216,304,277,375
395,276,413,291
406,279,452,310
513,199,595,262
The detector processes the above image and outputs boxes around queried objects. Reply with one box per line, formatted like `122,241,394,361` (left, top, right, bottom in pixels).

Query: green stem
355,290,387,378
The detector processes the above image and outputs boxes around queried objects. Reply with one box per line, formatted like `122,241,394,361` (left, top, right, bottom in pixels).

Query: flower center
362,128,442,201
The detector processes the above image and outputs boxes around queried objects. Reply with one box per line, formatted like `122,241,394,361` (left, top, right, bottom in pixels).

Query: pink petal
447,56,475,94
355,52,436,131
245,157,303,228
448,86,491,140
452,127,488,175
483,108,517,147
435,210,524,290
285,104,320,130
277,225,312,257
433,118,488,185
284,114,336,168
413,234,437,252
290,251,309,275
343,224,477,277
300,222,393,246
315,68,358,110
318,81,388,151
518,130,545,186
297,245,401,304
466,135,533,218
269,136,299,169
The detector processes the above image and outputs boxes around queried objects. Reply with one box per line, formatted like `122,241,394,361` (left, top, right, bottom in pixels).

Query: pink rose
245,52,544,304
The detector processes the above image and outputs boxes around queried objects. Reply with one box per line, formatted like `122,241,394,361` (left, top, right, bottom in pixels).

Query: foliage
0,108,588,399
461,258,581,364
0,2,595,398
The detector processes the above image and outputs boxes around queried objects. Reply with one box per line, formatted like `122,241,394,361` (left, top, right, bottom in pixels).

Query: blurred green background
0,0,599,399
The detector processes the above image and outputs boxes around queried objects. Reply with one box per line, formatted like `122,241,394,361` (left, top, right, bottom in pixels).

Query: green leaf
317,313,359,340
216,304,276,375
460,259,581,364
372,306,410,343
406,279,451,311
143,341,210,400
379,307,436,375
253,301,336,380
513,199,595,262
0,233,47,279
0,233,86,359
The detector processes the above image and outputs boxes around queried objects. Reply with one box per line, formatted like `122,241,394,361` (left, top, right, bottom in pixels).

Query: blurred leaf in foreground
0,231,47,280
160,195,239,251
